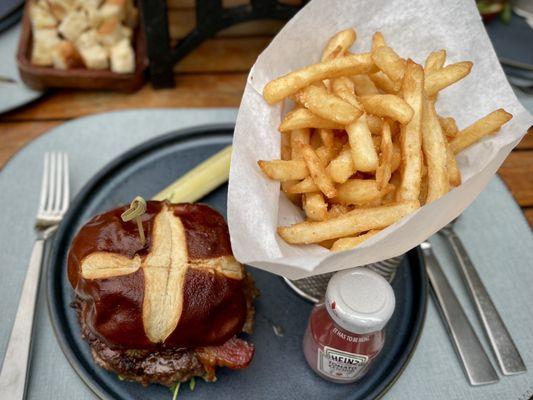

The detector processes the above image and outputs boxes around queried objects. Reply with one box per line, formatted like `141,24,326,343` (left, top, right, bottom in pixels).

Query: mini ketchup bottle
303,268,395,384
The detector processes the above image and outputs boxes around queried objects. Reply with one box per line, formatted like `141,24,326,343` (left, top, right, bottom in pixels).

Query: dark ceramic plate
46,124,428,400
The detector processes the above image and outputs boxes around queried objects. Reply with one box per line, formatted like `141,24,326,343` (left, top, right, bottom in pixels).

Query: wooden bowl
16,1,148,92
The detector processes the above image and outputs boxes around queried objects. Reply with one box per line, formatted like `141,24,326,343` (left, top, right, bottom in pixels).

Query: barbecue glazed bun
68,202,255,385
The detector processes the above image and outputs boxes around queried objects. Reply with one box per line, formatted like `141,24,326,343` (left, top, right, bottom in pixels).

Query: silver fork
0,152,70,400
440,219,526,376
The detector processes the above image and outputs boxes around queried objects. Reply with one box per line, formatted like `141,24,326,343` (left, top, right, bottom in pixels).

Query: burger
67,201,256,386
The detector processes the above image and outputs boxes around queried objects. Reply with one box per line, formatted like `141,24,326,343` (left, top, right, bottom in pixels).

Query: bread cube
47,0,75,20
76,0,103,11
96,18,129,47
52,40,84,69
79,45,109,69
30,2,57,29
31,29,60,66
76,29,99,49
99,0,127,21
58,10,89,41
110,38,134,73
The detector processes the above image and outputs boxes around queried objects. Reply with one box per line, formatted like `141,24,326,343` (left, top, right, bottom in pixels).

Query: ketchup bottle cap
325,268,395,334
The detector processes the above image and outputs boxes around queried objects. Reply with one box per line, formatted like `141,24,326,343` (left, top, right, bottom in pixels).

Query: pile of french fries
258,28,513,252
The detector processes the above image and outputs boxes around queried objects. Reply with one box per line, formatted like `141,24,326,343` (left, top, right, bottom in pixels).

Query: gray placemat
0,108,532,400
0,23,42,114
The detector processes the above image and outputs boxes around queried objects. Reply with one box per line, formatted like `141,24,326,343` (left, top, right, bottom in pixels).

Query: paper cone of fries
228,0,533,279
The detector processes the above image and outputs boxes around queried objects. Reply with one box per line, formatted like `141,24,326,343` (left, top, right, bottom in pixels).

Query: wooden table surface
0,1,532,226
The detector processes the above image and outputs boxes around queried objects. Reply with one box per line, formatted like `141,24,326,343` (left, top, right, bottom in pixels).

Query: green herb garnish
500,2,512,24
118,375,125,381
170,382,181,400
189,377,196,391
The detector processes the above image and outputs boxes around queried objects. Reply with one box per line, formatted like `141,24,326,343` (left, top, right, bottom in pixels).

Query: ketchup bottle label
317,346,369,380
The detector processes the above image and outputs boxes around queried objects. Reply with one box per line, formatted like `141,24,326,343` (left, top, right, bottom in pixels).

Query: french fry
284,176,319,194
438,116,459,138
331,77,363,110
391,142,401,172
372,46,406,82
346,114,379,172
316,145,340,165
425,61,473,97
351,74,380,95
321,28,357,62
369,71,401,94
371,32,386,52
376,121,393,190
326,146,356,183
422,98,450,203
295,84,361,125
424,49,446,76
328,204,351,219
333,179,394,205
281,131,292,160
280,132,300,203
331,230,381,252
290,128,311,159
258,160,308,181
277,201,419,244
445,140,462,187
303,192,328,221
367,114,384,135
299,143,337,198
383,170,401,204
450,109,512,153
263,53,375,104
318,129,333,147
396,60,424,202
279,108,344,133
359,95,414,124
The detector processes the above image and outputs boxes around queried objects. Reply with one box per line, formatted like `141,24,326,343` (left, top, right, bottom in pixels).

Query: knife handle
421,242,498,386
442,229,526,375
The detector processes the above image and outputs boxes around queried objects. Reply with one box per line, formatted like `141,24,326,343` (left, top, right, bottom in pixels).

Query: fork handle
442,230,526,375
0,239,44,400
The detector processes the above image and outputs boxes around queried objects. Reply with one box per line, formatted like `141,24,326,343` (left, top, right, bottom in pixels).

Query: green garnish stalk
170,382,180,400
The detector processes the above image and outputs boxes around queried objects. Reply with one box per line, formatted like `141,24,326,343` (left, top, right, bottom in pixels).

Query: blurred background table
0,0,531,226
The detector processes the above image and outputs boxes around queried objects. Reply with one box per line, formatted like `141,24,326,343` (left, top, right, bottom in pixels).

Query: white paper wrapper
228,0,533,279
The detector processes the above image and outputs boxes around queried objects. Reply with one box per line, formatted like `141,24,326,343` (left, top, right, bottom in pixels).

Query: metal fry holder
284,256,403,303
138,0,307,88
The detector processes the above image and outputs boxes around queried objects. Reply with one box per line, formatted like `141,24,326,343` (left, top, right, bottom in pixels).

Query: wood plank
168,10,285,39
516,126,533,150
175,37,270,73
1,74,247,121
0,121,61,168
525,208,533,227
498,151,533,207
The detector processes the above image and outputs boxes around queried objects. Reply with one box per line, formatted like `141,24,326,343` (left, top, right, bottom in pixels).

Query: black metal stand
138,0,306,88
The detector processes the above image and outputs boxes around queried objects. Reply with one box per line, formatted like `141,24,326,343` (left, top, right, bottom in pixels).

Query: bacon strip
196,337,255,380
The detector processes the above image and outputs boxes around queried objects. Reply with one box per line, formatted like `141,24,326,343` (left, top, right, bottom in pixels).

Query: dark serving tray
46,124,428,400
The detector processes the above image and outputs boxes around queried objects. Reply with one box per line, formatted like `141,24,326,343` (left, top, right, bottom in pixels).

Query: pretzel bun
68,201,249,350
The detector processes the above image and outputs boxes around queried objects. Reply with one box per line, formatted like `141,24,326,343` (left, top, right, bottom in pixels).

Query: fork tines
36,152,69,227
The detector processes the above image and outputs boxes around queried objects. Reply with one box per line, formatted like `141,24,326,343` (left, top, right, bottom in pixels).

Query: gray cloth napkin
0,109,532,400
